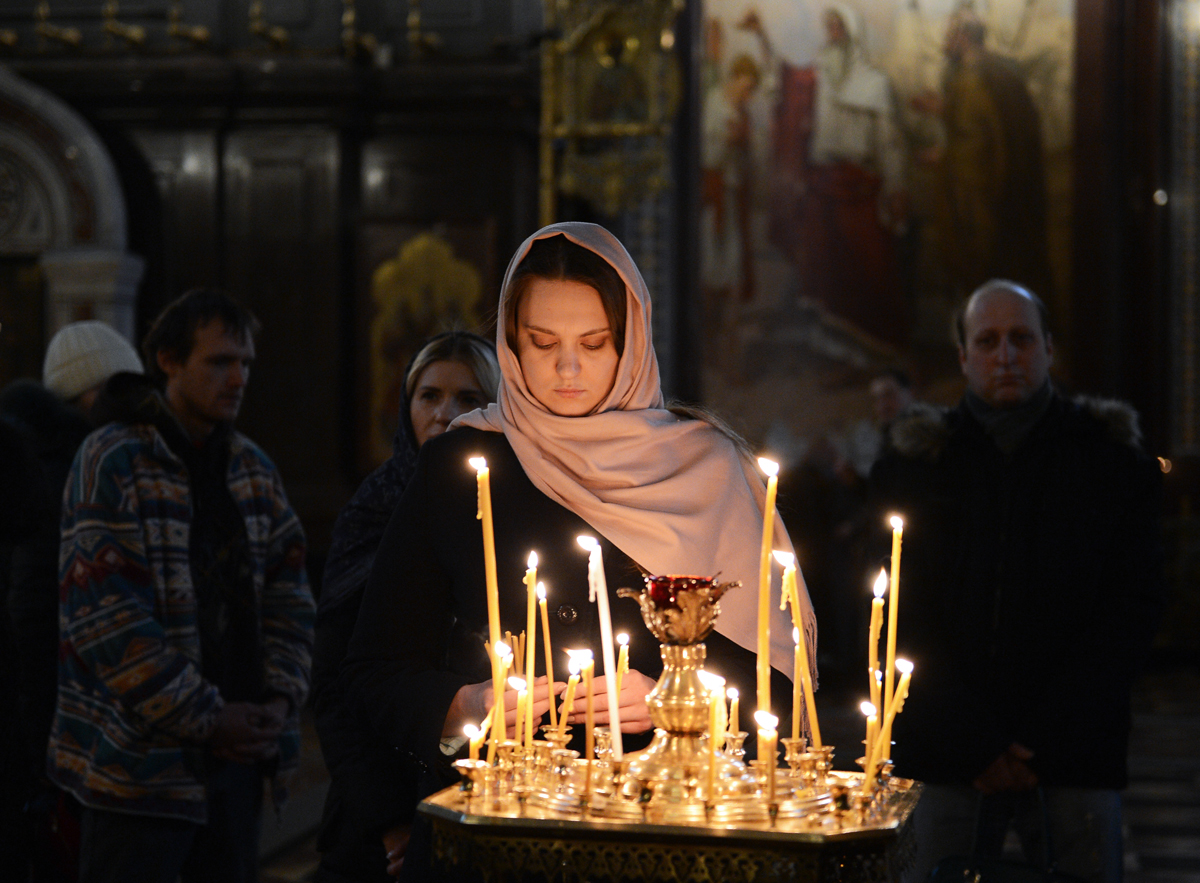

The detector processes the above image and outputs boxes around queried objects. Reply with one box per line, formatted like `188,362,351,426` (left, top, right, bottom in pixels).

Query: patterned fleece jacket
48,415,313,823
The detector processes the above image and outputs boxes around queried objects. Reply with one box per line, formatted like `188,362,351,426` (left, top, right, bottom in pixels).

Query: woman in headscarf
313,332,499,883
343,223,815,879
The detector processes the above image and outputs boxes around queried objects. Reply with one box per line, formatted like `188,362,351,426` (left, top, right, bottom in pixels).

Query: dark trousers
78,762,263,883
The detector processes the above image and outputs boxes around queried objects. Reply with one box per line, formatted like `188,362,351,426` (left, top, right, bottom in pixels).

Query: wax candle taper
537,582,556,730
865,658,913,793
727,687,740,735
524,551,538,748
860,701,878,769
464,723,483,761
558,655,580,738
489,642,511,761
508,676,528,745
869,569,887,714
776,551,820,746
469,458,500,648
578,536,622,758
756,458,780,721
616,633,629,696
755,710,779,806
884,515,903,725
699,671,725,801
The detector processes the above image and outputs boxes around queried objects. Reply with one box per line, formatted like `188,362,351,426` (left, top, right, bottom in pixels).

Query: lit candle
558,655,580,738
464,722,486,762
699,671,725,800
578,536,623,759
877,658,913,768
776,551,820,747
616,633,629,696
468,458,500,649
509,676,528,745
860,701,878,769
884,515,904,725
756,458,780,722
489,643,512,759
524,551,538,748
726,687,740,736
537,582,556,731
869,569,887,715
755,710,779,805
581,650,596,804
580,650,595,761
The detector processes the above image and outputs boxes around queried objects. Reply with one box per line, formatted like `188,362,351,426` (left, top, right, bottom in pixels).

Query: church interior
1,1,1197,880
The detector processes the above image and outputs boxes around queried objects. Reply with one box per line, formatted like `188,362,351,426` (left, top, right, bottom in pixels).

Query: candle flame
495,640,511,658
726,686,739,700
772,549,795,568
568,657,581,676
576,535,599,552
757,456,779,477
464,723,481,739
754,710,778,730
565,648,593,662
468,456,487,472
873,569,888,597
889,514,904,531
508,676,527,691
861,701,877,717
896,658,914,674
617,632,629,646
793,626,800,645
536,582,546,601
527,550,538,568
698,671,726,692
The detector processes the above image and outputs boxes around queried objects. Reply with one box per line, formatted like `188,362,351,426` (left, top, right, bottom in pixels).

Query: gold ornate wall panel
539,0,684,223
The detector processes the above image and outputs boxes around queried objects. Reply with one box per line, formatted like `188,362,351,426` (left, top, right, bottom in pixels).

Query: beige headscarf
454,222,814,678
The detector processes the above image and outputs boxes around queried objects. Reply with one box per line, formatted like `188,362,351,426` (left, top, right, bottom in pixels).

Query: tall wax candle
537,582,556,730
581,650,595,761
726,687,740,735
509,676,528,745
755,710,779,806
776,551,820,747
558,655,580,738
489,643,512,759
877,658,913,768
860,701,878,768
578,537,623,759
616,633,629,696
524,552,538,748
756,457,780,719
884,515,904,724
869,569,887,714
469,458,500,649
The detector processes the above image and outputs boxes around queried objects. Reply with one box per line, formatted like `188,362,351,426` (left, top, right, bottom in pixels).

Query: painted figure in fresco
913,9,1051,302
701,23,765,322
769,4,910,347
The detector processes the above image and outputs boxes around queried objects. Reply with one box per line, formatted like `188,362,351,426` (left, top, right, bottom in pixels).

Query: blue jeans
907,785,1123,883
78,762,263,883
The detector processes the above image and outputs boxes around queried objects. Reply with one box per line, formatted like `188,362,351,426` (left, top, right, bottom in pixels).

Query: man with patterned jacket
49,289,314,883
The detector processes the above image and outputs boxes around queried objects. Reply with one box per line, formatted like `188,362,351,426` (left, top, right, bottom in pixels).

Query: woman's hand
444,676,564,739
381,824,411,877
560,670,655,734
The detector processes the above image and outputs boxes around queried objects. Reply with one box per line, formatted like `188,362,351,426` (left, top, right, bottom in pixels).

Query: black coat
868,394,1165,788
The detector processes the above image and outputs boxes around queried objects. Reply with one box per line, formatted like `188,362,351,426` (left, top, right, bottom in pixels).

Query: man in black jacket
871,280,1164,883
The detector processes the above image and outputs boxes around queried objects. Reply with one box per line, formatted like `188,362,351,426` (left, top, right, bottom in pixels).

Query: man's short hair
142,288,260,387
953,279,1051,347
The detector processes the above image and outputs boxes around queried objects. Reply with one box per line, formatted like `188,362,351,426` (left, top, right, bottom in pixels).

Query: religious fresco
359,224,495,469
698,0,1074,460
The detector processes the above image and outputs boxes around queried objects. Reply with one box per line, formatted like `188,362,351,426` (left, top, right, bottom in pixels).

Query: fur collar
888,394,1142,460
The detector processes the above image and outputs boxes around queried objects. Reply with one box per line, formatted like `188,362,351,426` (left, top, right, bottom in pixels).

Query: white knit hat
43,321,144,400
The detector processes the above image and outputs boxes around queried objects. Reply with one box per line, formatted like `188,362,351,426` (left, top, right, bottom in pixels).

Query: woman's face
409,359,489,448
515,277,619,417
